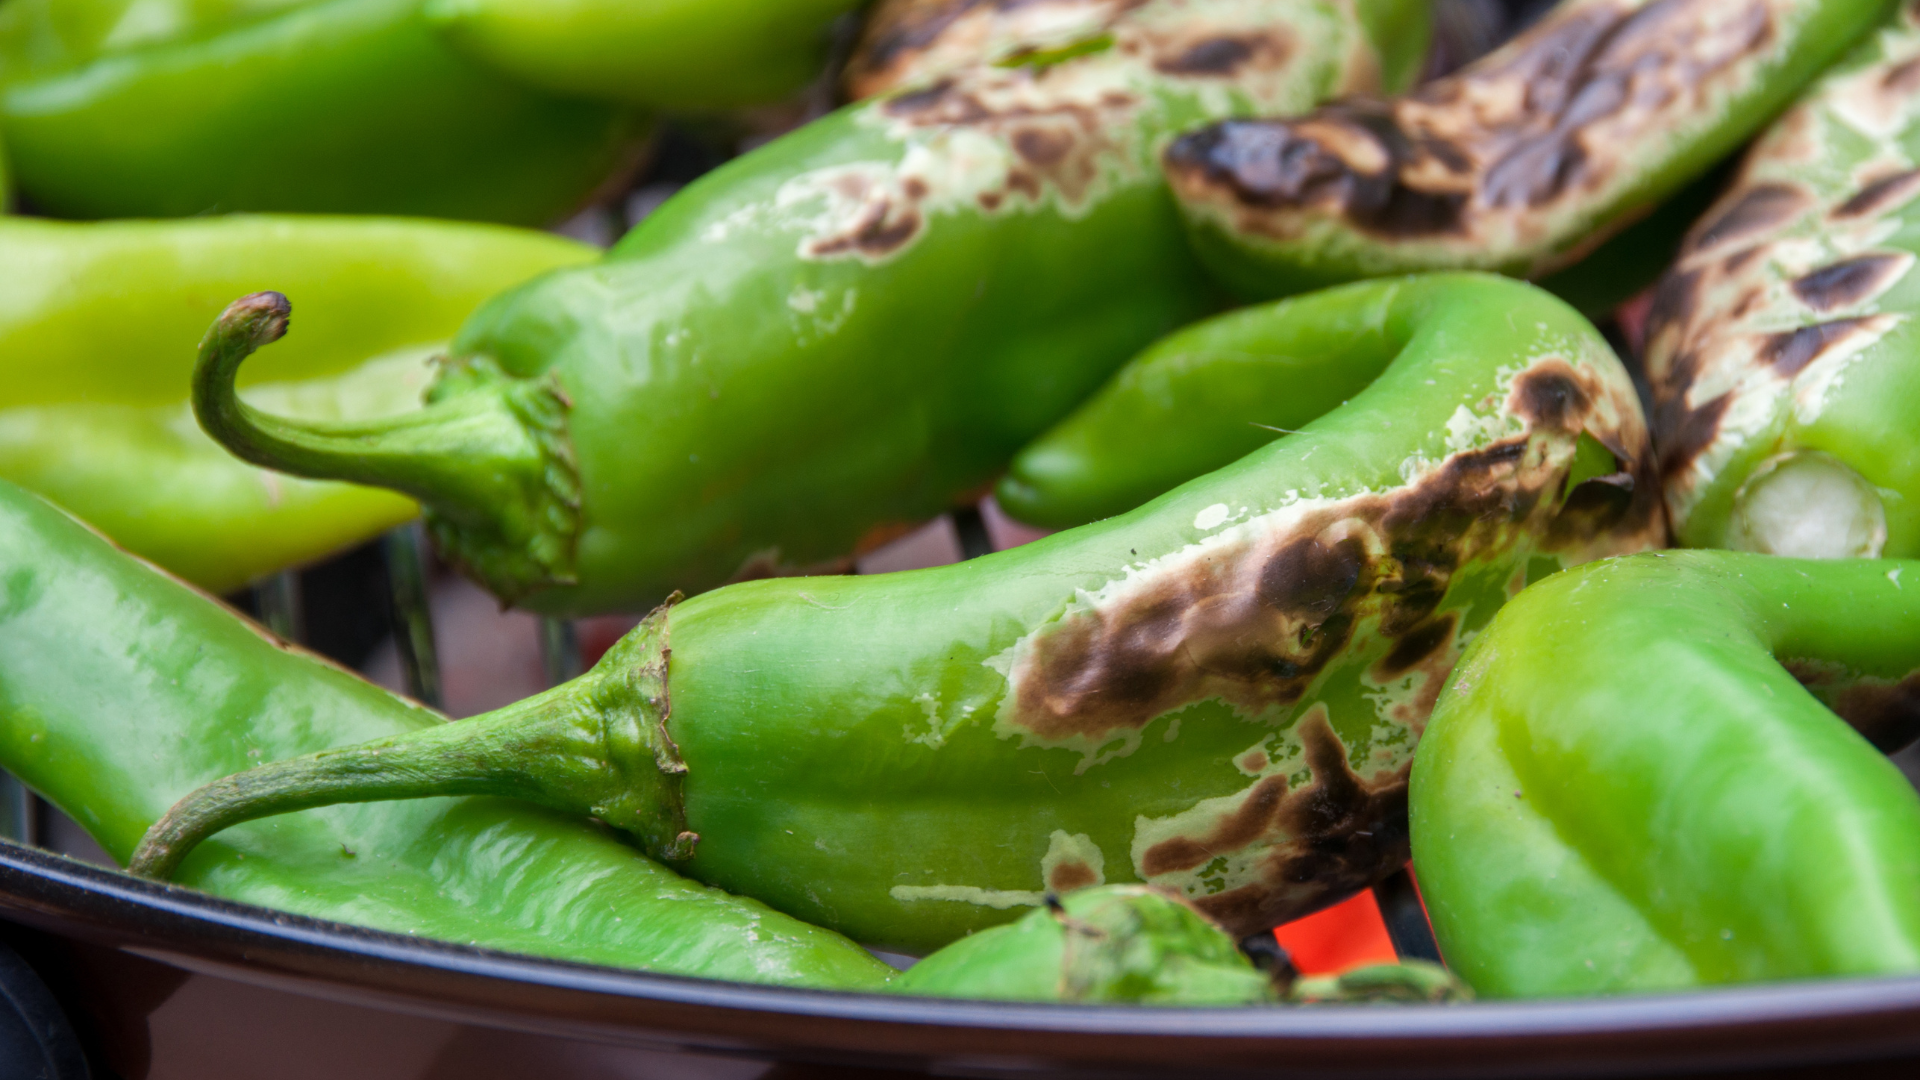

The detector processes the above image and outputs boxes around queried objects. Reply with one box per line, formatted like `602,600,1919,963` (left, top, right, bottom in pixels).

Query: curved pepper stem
129,601,693,880
192,292,582,603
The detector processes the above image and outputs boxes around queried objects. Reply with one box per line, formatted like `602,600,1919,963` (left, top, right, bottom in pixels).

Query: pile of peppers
0,0,1918,1010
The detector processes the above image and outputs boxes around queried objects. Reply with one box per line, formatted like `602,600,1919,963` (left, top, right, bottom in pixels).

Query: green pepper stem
129,603,692,879
192,292,582,602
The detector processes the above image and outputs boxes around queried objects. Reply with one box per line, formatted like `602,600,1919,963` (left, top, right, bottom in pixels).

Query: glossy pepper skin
425,0,863,110
1648,9,1920,560
0,0,645,223
1411,551,1920,997
194,0,1428,614
141,274,1662,955
0,215,593,594
1162,0,1894,308
0,480,893,989
894,885,1277,1003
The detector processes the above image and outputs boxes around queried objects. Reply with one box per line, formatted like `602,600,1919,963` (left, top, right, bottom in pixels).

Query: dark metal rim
3,839,1920,1046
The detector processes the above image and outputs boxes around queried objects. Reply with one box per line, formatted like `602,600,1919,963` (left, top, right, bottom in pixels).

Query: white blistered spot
1193,503,1231,530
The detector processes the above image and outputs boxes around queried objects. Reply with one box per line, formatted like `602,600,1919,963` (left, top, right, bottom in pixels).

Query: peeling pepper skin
1163,0,1893,306
0,480,893,989
0,0,645,223
193,0,1426,613
140,274,1660,956
0,215,594,594
1411,550,1920,997
1648,9,1920,560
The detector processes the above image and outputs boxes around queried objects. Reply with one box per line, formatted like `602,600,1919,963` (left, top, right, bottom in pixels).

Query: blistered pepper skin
195,0,1427,613
142,274,1662,955
0,480,893,989
1411,551,1920,997
1163,0,1893,306
0,216,594,593
1648,9,1920,560
0,0,645,223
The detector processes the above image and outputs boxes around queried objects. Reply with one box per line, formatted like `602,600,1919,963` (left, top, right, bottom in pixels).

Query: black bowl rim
5,839,1920,1078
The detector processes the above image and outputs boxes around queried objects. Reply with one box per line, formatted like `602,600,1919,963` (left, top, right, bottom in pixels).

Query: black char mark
1791,254,1909,312
1168,0,1775,243
1148,713,1411,937
1688,183,1810,253
1835,169,1920,220
1154,35,1258,76
1758,318,1879,378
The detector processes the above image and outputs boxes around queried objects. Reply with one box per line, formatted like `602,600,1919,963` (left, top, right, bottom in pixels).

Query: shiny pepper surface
194,0,1427,613
141,275,1662,955
1649,8,1920,560
1412,551,1920,996
0,215,593,593
0,0,645,223
0,480,893,988
1163,0,1893,307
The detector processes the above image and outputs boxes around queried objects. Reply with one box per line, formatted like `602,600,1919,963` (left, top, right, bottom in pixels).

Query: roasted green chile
1411,550,1920,996
0,0,644,222
426,0,863,110
195,0,1427,613
0,215,593,593
0,479,892,988
141,274,1661,955
1648,10,1920,559
1163,0,1892,307
894,885,1277,1003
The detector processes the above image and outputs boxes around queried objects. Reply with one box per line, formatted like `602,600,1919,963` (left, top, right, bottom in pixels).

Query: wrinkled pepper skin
0,0,645,223
196,0,1426,613
1648,9,1920,560
425,0,863,110
893,885,1276,1003
1162,0,1893,305
1411,550,1920,997
0,480,893,988
143,274,1662,955
0,215,593,593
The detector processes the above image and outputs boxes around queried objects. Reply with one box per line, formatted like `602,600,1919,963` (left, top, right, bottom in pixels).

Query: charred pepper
140,274,1660,955
194,0,1427,613
1162,0,1893,310
1411,550,1920,996
0,478,893,988
1648,8,1920,559
0,215,593,593
0,0,645,223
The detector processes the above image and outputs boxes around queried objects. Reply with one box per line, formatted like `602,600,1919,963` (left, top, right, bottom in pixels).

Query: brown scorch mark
1047,860,1101,892
1153,713,1412,937
1790,254,1910,311
1001,359,1657,746
1164,0,1780,257
1834,169,1920,219
1759,318,1884,378
1784,659,1920,753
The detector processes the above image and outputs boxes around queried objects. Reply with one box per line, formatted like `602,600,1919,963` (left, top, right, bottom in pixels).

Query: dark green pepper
0,214,593,593
0,0,646,223
1411,550,1920,996
193,0,1427,613
0,477,893,988
140,273,1659,955
1161,0,1893,310
1648,8,1920,559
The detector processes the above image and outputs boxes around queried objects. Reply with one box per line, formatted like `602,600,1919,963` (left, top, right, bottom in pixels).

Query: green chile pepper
1410,550,1920,997
0,0,645,223
1648,9,1920,559
139,273,1660,955
0,215,593,593
193,0,1426,613
0,479,893,988
894,885,1277,1003
1161,0,1892,306
424,0,863,110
